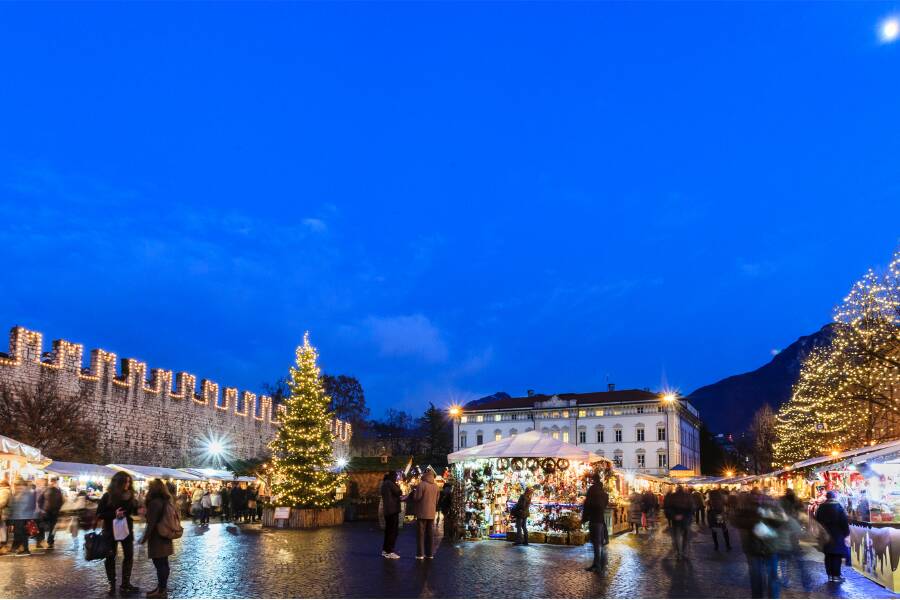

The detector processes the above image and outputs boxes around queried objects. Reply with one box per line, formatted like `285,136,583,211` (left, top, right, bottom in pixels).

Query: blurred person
582,473,609,572
97,471,140,594
815,490,850,584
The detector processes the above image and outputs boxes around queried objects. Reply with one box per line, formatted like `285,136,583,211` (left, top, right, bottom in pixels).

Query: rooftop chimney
607,383,615,392
527,389,535,397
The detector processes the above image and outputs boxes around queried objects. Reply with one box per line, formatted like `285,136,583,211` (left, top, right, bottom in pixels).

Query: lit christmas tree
774,247,900,463
270,333,345,508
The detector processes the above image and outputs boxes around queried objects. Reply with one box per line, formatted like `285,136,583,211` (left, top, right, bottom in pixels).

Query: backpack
157,501,184,540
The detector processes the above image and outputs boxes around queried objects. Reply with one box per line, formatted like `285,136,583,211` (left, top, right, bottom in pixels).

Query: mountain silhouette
686,324,835,434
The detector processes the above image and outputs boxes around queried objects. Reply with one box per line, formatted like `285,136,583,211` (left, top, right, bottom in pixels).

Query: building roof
463,389,662,412
448,430,606,463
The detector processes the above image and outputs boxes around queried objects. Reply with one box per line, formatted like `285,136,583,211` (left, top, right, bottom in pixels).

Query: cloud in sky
364,313,449,363
302,218,327,233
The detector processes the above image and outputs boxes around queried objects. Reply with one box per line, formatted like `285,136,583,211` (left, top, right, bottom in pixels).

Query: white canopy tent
0,434,47,464
44,461,118,480
179,467,257,483
107,464,203,482
448,430,605,463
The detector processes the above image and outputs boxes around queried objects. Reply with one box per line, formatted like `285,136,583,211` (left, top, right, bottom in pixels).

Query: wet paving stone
0,519,895,598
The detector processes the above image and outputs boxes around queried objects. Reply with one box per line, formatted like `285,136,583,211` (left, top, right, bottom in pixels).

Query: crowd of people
0,472,269,599
174,482,265,526
379,468,452,560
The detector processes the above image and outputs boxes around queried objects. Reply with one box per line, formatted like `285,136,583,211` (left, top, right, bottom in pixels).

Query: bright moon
881,17,900,43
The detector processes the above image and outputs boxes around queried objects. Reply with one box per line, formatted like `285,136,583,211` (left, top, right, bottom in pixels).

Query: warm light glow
662,393,676,403
448,405,461,418
830,449,840,457
208,440,224,456
335,457,348,469
725,470,734,478
880,17,900,43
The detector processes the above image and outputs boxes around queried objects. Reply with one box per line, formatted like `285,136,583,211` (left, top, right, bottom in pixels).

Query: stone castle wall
0,326,351,467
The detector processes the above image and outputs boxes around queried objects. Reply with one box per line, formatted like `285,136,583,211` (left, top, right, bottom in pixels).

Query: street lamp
449,405,462,450
208,440,224,457
660,392,677,476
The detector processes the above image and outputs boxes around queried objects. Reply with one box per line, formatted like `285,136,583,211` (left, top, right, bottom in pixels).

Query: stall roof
0,434,47,463
448,430,605,463
179,468,257,483
107,464,202,481
44,461,118,479
810,440,900,475
788,438,900,470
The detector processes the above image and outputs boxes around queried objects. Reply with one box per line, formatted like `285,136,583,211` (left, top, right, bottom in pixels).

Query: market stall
0,434,49,484
179,467,258,484
448,431,613,544
107,463,203,492
42,461,118,504
805,440,900,592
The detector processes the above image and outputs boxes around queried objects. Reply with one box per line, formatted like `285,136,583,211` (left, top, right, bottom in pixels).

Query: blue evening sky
1,2,899,419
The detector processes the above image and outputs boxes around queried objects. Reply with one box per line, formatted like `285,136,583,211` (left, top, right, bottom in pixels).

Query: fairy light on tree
269,332,346,508
774,247,900,465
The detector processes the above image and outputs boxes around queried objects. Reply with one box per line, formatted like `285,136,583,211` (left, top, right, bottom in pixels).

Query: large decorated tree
774,247,900,465
270,333,345,508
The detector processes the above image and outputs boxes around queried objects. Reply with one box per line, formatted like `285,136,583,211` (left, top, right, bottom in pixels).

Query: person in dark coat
380,472,403,559
36,477,64,549
664,486,694,560
582,473,610,572
97,471,140,595
692,488,706,526
511,487,534,546
230,485,246,523
815,491,851,583
412,470,439,559
707,488,731,551
138,479,175,599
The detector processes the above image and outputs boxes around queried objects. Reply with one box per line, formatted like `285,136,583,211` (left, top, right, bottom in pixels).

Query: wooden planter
262,506,345,529
568,530,587,545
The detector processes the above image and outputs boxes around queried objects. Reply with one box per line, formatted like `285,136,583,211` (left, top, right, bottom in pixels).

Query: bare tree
748,404,777,474
0,377,101,463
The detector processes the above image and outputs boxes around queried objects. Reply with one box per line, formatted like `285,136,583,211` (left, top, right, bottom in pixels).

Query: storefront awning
179,467,257,483
107,464,203,481
44,461,118,479
448,430,605,463
788,438,900,471
0,434,47,464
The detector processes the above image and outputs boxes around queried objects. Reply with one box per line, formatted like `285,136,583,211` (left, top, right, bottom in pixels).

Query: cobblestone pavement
0,518,895,598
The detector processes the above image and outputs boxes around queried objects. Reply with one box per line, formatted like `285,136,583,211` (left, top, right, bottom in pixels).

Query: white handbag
112,516,130,541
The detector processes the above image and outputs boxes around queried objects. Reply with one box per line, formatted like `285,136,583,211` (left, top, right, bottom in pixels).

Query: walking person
0,479,10,555
220,484,231,522
815,490,850,584
190,486,203,524
412,469,439,560
691,488,706,526
582,473,609,572
7,477,35,555
664,486,694,560
36,477,64,549
734,488,785,598
511,486,534,546
210,486,222,521
641,489,659,533
628,491,643,533
97,471,140,595
199,488,212,526
380,472,403,559
707,488,731,551
138,479,179,599
779,489,811,591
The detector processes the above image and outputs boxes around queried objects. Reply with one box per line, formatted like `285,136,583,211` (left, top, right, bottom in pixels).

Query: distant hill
687,324,835,435
465,391,512,408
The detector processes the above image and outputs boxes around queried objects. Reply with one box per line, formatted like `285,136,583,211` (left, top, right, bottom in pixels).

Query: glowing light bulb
881,17,900,43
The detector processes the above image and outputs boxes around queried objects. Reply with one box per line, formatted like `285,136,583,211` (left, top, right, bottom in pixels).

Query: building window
460,433,467,447
658,405,665,412
562,430,570,443
637,406,644,414
494,414,502,422
658,427,666,441
579,430,586,444
460,416,468,423
476,432,483,445
595,409,604,416
578,409,586,418
636,428,645,442
597,430,604,443
658,453,667,468
613,452,623,467
476,415,484,423
552,430,560,440
562,411,569,418
494,430,502,442
637,453,646,468
510,428,518,436
552,411,560,418
615,429,622,443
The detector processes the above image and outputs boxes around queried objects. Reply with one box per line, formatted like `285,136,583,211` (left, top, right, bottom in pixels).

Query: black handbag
84,530,112,561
